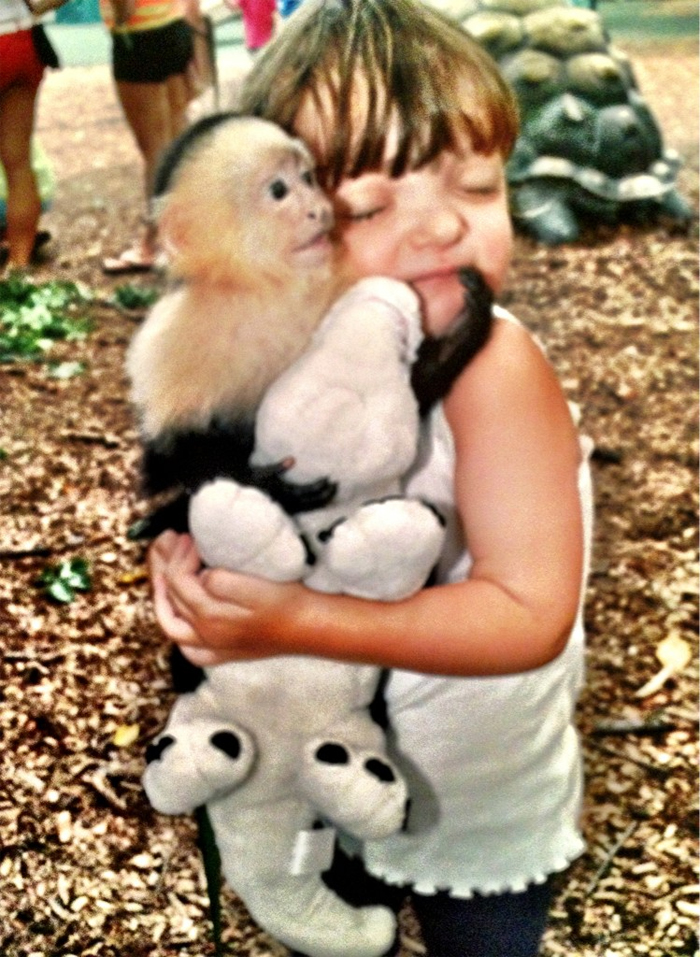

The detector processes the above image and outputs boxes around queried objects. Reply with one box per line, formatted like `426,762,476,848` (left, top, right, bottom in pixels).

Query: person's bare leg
113,78,173,263
0,83,42,268
165,71,191,139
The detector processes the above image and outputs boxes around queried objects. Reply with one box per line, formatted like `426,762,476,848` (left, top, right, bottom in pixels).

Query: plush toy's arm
411,267,494,417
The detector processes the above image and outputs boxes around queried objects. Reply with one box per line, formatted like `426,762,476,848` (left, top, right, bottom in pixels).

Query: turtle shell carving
427,0,693,243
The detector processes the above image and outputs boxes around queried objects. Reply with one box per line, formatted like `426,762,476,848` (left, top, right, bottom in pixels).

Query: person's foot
0,230,52,271
102,246,154,275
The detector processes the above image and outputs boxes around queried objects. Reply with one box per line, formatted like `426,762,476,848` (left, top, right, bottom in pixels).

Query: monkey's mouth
293,229,333,260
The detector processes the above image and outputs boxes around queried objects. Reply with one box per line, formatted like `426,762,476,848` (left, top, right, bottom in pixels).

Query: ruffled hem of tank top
367,844,586,898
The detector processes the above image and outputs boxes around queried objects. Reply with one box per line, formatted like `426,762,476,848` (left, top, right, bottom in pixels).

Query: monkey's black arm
410,267,494,417
131,417,337,540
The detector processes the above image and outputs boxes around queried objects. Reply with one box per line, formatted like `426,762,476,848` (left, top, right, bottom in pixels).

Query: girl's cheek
340,229,394,278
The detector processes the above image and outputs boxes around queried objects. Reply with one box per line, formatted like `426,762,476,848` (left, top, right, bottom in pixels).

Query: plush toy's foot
301,739,408,840
142,717,256,814
245,880,397,957
289,937,401,957
306,498,445,600
189,479,307,579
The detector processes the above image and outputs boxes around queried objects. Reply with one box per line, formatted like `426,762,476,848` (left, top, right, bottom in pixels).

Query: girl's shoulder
444,305,575,447
456,306,555,393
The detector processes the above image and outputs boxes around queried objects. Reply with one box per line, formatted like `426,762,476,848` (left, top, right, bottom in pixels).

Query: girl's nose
410,205,466,249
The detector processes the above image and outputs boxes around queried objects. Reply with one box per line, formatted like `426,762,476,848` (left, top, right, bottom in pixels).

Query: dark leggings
411,879,554,957
317,849,555,957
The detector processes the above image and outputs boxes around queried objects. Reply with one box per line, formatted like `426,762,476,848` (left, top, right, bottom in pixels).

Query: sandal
102,247,154,275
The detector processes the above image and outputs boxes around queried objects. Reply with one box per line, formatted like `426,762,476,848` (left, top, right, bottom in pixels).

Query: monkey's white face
257,151,334,268
158,118,337,284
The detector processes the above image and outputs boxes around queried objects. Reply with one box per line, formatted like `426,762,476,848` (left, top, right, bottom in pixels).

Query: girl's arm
149,318,585,677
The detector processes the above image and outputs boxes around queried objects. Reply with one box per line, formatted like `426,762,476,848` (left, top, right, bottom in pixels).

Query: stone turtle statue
428,0,693,243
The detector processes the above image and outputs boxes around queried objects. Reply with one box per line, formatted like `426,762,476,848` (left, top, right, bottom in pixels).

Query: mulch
0,32,697,957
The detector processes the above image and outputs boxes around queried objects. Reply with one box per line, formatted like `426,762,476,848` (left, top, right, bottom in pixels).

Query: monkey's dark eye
301,169,315,187
269,178,289,200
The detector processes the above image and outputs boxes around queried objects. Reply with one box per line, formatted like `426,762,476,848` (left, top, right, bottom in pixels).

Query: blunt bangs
240,0,519,190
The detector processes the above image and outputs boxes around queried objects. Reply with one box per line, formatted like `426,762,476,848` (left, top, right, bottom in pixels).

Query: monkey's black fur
411,268,494,417
131,415,338,539
153,110,242,198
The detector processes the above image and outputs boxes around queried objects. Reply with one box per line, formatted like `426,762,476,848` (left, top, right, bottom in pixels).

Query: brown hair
239,0,519,191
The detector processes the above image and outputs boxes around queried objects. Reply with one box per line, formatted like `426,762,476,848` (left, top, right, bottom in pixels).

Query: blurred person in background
230,0,275,53
100,0,201,274
0,0,65,271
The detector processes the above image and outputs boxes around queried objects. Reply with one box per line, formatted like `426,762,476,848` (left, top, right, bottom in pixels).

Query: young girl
148,1,593,954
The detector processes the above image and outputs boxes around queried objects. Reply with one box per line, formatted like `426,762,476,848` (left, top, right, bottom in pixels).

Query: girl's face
331,145,513,336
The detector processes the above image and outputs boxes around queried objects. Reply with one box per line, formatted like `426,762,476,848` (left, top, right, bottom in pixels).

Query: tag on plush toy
289,825,336,875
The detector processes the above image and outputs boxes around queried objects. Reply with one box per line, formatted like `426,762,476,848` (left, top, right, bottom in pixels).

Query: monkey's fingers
266,473,339,515
246,458,295,484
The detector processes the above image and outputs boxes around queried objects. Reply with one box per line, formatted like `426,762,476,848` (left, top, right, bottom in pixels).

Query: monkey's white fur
128,117,342,438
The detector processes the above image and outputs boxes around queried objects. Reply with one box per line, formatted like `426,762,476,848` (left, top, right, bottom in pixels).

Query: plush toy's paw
143,719,256,814
301,739,408,840
189,478,307,579
306,498,445,600
243,874,398,957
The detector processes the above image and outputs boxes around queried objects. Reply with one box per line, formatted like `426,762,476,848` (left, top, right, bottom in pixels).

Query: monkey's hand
247,460,338,515
410,267,494,417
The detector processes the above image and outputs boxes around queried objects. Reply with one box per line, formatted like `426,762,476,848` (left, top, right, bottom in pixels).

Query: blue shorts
112,19,193,84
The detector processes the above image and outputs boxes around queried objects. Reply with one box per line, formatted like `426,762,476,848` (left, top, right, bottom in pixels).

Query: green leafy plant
37,558,92,604
112,284,159,311
0,275,92,362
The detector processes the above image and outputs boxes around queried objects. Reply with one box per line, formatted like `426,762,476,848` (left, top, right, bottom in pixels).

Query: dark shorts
0,29,44,94
112,18,194,84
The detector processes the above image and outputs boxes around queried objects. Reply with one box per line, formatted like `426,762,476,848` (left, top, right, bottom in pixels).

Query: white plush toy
142,277,444,957
189,277,445,600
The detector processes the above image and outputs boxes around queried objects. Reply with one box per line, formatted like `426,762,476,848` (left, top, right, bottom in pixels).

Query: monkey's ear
157,200,193,262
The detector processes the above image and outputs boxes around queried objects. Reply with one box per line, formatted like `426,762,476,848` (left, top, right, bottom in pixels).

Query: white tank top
362,308,594,896
0,0,35,30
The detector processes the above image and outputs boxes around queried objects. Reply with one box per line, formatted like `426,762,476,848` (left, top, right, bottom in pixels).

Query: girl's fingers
147,529,180,582
152,570,198,643
177,644,231,667
198,567,260,606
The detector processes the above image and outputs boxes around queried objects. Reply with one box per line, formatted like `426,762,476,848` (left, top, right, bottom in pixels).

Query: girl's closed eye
334,179,392,224
463,183,499,197
345,206,387,222
458,174,503,198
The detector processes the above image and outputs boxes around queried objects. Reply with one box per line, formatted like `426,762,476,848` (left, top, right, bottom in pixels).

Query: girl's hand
148,530,199,645
147,530,306,666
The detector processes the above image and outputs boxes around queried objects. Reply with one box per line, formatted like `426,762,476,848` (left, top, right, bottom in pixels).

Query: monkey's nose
311,204,333,227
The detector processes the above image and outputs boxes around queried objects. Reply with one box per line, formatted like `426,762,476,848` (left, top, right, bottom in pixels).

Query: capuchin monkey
127,112,493,539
